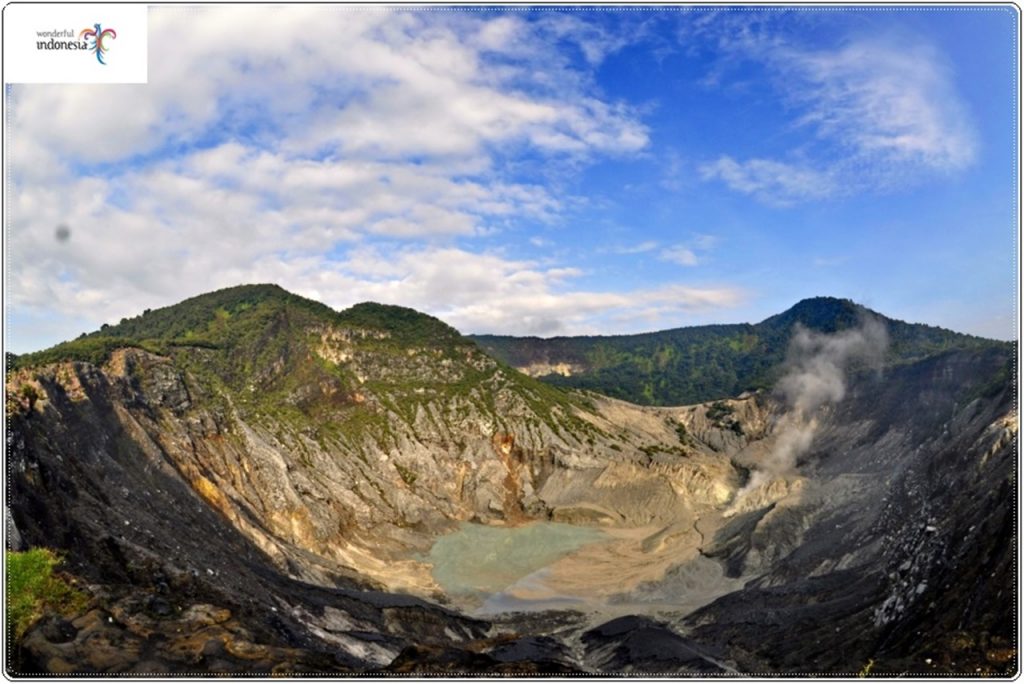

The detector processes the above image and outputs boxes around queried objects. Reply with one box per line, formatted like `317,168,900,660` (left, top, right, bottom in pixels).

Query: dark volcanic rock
682,347,1017,676
582,615,728,674
382,643,579,675
37,616,77,644
487,635,569,664
701,503,776,577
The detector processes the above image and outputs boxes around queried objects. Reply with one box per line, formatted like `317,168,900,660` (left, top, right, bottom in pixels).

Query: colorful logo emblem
79,23,116,65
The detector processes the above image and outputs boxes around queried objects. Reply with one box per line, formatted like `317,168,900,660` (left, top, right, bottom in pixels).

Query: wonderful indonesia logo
36,23,117,64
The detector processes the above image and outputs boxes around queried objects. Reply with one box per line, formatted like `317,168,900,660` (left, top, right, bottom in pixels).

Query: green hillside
9,290,1004,409
472,297,1003,406
9,285,466,369
7,284,593,444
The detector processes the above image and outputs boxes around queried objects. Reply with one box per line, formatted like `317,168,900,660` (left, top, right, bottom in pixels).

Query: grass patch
707,401,745,436
671,419,689,444
706,401,734,422
7,548,88,639
394,462,418,487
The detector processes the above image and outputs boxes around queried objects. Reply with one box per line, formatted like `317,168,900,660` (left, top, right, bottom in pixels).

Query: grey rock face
680,348,1016,675
582,615,729,674
6,506,24,551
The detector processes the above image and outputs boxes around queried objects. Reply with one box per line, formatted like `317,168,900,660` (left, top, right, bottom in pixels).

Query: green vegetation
18,384,39,411
10,285,478,376
706,401,743,435
12,287,994,454
639,443,687,458
963,354,1015,403
337,302,464,350
394,462,418,487
9,285,332,370
671,419,689,444
7,548,88,639
474,297,1001,406
706,401,733,422
75,284,333,344
10,336,168,370
5,283,606,458
858,658,875,678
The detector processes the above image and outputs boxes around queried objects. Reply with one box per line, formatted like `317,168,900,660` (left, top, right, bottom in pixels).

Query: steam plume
729,314,889,511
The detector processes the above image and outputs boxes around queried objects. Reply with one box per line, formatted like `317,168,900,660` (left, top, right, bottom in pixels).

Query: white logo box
4,3,148,84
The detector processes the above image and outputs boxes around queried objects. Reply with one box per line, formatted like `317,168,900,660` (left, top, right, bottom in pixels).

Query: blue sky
6,7,1018,352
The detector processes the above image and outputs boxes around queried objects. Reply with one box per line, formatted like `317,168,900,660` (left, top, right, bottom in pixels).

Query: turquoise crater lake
427,522,608,600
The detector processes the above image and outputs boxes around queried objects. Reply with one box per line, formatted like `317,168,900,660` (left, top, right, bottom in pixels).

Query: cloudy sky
6,6,1017,352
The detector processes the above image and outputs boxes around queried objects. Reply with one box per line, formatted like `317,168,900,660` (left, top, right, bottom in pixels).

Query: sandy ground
424,506,748,623
428,473,809,621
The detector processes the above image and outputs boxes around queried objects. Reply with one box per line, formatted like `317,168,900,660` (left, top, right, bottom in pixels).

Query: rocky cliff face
682,347,1017,675
5,286,1017,675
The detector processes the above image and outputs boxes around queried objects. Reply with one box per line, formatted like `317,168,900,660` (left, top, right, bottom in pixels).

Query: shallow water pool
427,521,608,602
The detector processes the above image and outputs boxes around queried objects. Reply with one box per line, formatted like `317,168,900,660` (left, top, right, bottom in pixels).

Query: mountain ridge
10,288,1003,410
10,284,468,369
471,296,1003,406
469,296,991,342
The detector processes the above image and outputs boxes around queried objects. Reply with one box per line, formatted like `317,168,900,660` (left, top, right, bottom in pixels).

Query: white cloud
696,23,977,204
6,9,750,351
7,232,747,347
690,233,718,250
699,156,836,206
6,142,570,336
659,246,700,266
310,245,745,336
659,149,686,192
534,13,648,67
788,40,975,171
612,240,659,254
11,8,649,167
656,232,720,267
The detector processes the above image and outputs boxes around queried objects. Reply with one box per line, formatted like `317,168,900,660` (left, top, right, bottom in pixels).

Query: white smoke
727,314,889,513
777,316,889,417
